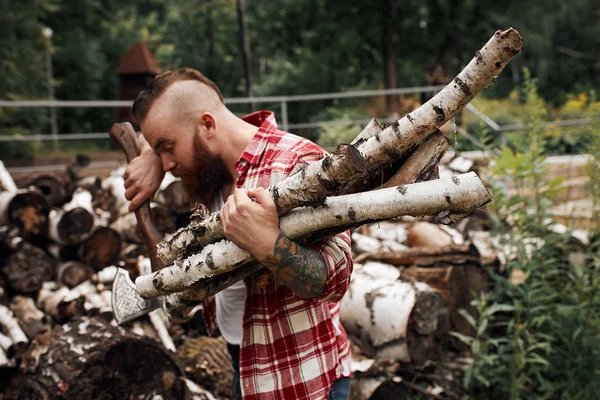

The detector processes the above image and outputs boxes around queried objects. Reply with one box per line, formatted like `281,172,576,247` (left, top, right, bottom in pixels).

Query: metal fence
1,85,599,172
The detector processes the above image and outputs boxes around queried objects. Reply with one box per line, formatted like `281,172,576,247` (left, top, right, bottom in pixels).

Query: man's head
132,68,228,204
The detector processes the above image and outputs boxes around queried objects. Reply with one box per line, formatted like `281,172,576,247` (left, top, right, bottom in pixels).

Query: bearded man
123,68,353,400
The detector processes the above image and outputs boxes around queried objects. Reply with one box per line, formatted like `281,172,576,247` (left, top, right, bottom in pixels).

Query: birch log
57,261,95,288
138,172,490,298
9,295,51,340
48,188,95,245
155,172,192,214
340,262,446,363
0,189,49,238
77,226,122,270
157,28,522,265
0,160,18,192
19,317,187,399
27,174,68,207
0,304,28,352
2,237,56,294
111,203,176,244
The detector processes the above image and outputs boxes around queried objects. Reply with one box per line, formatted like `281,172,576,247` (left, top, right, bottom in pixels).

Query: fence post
281,100,289,132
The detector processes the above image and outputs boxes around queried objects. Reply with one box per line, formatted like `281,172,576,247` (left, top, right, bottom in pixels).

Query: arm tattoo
262,233,327,299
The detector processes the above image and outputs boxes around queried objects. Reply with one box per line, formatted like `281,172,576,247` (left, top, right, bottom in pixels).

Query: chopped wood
176,336,234,398
57,261,95,288
140,173,491,299
407,222,454,247
0,189,50,239
1,238,55,294
0,160,18,193
353,243,476,266
19,316,188,399
156,28,522,265
340,262,446,363
77,226,122,270
8,295,50,340
0,304,28,352
26,174,69,207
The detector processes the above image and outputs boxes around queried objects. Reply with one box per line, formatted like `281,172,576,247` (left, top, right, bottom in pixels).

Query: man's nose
161,156,176,173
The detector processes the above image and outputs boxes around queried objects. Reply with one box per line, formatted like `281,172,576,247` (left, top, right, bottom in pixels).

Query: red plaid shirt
202,111,353,400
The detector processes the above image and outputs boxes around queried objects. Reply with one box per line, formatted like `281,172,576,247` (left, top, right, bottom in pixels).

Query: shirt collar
236,110,278,168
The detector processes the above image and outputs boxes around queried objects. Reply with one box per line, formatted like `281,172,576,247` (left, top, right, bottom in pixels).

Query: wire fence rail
2,85,599,173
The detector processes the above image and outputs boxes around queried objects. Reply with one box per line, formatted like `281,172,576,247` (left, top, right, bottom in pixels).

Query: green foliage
454,71,600,399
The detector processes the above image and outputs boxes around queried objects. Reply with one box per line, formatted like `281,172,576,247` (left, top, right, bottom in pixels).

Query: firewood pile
0,152,500,400
0,28,525,400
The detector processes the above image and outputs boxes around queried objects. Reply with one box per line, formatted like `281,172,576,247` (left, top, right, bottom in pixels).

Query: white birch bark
0,304,28,349
340,262,445,362
138,172,490,298
156,28,522,266
48,189,95,245
0,160,18,193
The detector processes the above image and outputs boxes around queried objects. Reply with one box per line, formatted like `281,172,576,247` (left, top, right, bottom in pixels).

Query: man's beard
178,134,228,206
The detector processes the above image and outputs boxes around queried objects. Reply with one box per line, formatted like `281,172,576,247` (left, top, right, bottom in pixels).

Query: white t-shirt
212,193,246,345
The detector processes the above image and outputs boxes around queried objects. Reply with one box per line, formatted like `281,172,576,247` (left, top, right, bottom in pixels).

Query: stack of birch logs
1,27,523,400
0,160,213,399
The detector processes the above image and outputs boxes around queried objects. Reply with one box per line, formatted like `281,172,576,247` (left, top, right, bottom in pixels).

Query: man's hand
220,187,327,299
123,134,165,212
220,187,280,263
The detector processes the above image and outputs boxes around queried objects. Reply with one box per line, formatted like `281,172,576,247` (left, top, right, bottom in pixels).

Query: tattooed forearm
261,233,327,299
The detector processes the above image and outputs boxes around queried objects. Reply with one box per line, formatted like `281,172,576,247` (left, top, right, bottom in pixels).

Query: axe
109,122,165,324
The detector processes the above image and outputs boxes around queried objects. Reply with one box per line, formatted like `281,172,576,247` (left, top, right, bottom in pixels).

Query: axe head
111,268,163,325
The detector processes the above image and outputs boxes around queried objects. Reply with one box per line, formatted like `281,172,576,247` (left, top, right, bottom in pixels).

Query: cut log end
78,227,122,271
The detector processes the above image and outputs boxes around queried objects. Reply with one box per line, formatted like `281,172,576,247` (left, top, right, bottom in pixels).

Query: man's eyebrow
153,138,169,151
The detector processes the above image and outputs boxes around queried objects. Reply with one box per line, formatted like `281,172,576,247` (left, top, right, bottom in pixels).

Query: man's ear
199,112,216,139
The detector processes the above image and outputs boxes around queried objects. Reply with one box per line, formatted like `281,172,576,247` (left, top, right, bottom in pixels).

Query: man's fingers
246,187,272,205
128,192,147,212
124,186,137,201
233,189,253,209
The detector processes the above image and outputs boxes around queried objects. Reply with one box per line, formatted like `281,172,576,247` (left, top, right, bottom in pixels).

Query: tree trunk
401,263,488,339
19,316,188,399
236,0,254,110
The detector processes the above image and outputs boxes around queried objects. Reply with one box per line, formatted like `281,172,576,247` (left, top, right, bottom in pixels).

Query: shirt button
245,379,250,387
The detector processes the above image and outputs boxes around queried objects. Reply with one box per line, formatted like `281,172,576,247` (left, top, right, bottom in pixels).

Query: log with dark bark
156,176,192,214
1,237,55,295
56,261,95,288
176,335,234,398
19,316,188,399
27,174,69,208
353,242,478,266
0,189,49,239
8,295,51,340
402,264,488,340
111,203,177,244
77,226,122,270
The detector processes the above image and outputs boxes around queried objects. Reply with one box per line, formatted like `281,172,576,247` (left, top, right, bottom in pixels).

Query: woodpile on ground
0,150,502,400
0,27,525,400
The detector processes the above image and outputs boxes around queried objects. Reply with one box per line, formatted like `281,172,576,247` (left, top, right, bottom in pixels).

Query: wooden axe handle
109,122,164,271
